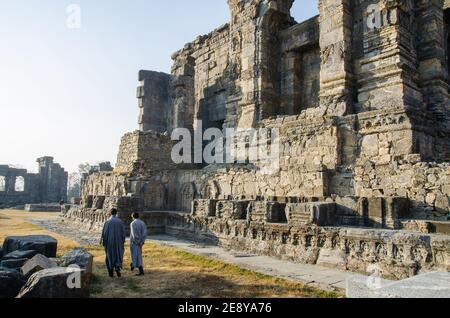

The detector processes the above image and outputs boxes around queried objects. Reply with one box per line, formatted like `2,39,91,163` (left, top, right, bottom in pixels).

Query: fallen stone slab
2,250,38,261
60,248,93,274
347,272,450,298
1,258,29,270
2,235,57,258
21,254,58,278
25,204,62,212
17,267,90,298
0,268,26,298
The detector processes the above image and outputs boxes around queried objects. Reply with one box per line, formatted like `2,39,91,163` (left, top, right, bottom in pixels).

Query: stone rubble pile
0,235,93,298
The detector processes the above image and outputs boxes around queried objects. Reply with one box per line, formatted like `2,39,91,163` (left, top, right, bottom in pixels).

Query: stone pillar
416,0,449,124
318,0,354,116
137,70,171,133
228,0,294,126
280,50,302,115
356,0,422,112
6,174,16,194
255,0,294,121
169,50,195,133
228,0,260,128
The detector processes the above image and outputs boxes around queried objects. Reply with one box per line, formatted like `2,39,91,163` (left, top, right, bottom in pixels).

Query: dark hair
110,208,118,216
132,212,140,219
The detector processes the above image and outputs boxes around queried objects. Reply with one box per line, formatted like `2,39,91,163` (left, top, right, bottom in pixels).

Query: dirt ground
0,209,342,298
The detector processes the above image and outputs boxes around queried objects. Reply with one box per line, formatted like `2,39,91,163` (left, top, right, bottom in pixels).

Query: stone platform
347,271,450,298
151,234,351,292
29,216,350,293
64,209,450,280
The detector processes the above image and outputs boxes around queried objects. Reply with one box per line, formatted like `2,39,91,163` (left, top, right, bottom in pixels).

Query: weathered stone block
429,221,450,235
216,200,234,219
2,236,57,258
0,268,26,298
17,267,90,298
21,254,58,278
316,249,346,269
60,248,93,275
249,201,268,223
192,199,217,217
1,258,29,269
2,250,38,261
347,272,450,298
361,135,379,157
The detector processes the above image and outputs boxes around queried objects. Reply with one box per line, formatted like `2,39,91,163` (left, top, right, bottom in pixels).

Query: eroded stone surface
347,272,450,298
0,258,29,270
2,236,57,258
60,248,93,275
0,268,26,299
17,267,90,299
2,250,38,261
21,254,58,278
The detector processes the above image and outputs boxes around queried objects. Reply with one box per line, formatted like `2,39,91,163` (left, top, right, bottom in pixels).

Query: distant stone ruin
65,0,450,279
0,157,68,208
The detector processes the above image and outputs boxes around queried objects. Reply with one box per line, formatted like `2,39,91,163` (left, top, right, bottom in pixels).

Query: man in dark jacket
101,208,125,278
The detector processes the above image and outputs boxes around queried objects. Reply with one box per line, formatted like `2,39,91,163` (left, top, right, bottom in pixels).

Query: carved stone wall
67,0,450,280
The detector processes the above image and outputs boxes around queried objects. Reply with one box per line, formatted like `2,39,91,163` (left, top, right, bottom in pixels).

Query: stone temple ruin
65,0,450,279
0,157,68,208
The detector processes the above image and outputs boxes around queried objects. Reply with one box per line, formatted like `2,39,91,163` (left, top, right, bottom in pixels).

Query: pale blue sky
0,0,318,173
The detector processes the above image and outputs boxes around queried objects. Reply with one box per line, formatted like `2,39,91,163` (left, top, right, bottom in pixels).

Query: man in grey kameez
130,212,148,276
101,208,125,278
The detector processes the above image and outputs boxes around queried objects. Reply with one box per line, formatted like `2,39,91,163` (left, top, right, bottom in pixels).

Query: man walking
130,212,148,276
101,208,125,278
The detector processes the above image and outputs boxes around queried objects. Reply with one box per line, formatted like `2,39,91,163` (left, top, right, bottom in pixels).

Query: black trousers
105,255,120,271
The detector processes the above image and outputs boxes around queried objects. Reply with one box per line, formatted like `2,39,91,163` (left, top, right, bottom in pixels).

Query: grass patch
90,274,104,294
125,278,141,292
0,210,80,255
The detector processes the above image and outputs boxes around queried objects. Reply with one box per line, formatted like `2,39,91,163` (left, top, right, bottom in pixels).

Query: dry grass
0,209,342,298
0,210,79,256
